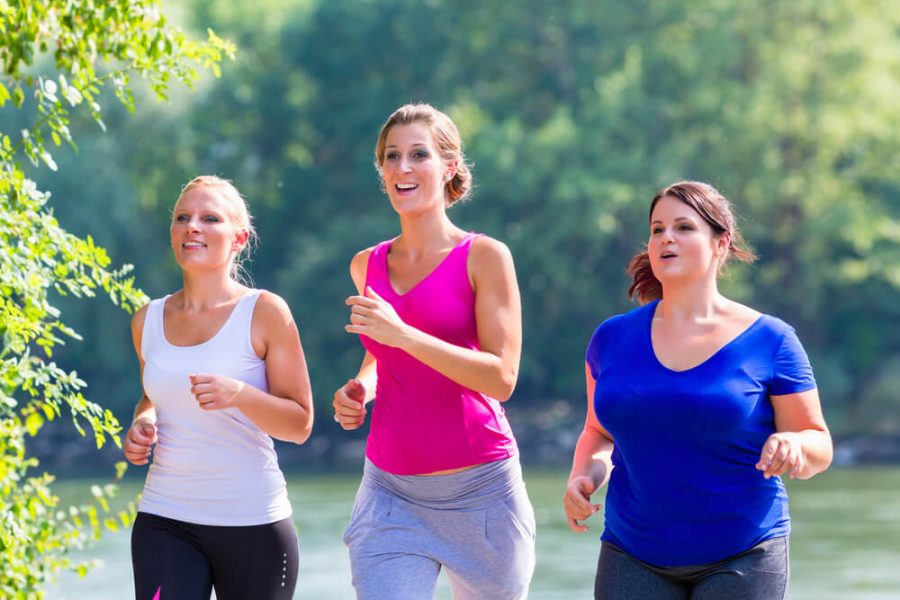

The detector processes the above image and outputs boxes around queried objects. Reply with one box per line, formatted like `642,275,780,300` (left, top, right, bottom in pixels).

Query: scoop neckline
159,291,256,349
646,300,765,374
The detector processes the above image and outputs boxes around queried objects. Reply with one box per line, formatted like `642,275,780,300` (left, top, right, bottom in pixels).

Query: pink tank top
360,232,518,475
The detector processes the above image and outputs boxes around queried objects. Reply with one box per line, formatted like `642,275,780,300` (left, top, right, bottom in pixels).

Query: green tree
24,0,900,455
0,1,232,595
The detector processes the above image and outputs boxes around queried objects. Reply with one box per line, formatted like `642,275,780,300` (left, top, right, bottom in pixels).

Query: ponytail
627,250,662,304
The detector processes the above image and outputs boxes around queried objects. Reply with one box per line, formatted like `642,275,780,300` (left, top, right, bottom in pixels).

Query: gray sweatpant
343,457,536,600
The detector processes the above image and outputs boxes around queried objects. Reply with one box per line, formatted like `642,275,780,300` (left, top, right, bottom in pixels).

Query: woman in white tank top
122,176,314,600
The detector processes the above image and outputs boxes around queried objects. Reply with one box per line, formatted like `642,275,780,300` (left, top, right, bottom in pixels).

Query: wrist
231,380,248,407
397,324,421,352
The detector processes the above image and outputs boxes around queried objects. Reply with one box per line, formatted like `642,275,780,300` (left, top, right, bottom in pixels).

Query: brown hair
374,103,472,206
175,175,257,284
627,181,756,303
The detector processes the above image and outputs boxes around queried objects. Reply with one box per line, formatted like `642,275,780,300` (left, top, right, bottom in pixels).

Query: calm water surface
47,467,900,599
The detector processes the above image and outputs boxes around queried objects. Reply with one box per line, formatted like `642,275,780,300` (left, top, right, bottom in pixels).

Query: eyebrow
650,216,694,225
385,142,430,148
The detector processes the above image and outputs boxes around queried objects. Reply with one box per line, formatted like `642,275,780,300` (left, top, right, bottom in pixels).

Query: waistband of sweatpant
361,456,523,510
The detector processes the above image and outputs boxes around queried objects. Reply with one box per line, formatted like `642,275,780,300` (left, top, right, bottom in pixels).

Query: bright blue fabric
586,300,816,566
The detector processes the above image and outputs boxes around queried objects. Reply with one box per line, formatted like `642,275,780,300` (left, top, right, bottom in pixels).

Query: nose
399,155,413,173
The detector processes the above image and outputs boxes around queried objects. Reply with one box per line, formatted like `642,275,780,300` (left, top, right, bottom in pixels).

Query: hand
344,287,410,348
189,373,245,411
564,475,602,533
124,419,157,465
333,378,367,430
756,432,805,479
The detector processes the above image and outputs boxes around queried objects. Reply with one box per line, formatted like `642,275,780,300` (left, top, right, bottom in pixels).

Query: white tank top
138,290,292,526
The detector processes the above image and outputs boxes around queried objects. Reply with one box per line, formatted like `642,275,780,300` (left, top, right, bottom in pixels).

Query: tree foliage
0,1,232,595
29,0,900,459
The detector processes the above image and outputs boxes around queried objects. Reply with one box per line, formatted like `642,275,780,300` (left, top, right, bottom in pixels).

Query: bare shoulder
253,290,295,328
470,235,515,275
131,302,150,336
350,246,376,292
130,302,151,354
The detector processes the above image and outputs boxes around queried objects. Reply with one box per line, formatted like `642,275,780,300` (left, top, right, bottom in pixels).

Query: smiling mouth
183,242,206,249
395,183,418,191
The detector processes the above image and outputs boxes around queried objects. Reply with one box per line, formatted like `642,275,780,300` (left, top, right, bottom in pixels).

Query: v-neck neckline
383,233,474,297
646,300,765,373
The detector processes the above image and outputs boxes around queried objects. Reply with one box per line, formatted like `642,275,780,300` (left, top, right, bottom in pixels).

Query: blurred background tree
0,0,232,595
18,0,900,474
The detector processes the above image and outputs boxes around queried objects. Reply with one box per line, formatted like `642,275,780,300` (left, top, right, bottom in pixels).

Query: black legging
131,512,299,600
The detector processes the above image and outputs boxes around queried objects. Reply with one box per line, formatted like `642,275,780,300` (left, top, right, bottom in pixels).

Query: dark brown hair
374,103,472,206
627,181,756,303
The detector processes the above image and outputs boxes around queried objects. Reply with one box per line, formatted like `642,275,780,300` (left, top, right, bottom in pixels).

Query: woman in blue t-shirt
564,181,832,599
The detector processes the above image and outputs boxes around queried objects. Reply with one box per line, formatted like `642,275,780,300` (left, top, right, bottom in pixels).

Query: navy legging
131,512,299,600
594,537,789,600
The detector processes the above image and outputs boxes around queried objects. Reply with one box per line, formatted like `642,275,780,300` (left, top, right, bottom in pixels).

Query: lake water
47,467,900,599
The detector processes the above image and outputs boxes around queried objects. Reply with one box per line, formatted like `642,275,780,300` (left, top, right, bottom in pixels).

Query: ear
714,232,730,258
232,229,250,251
444,160,458,182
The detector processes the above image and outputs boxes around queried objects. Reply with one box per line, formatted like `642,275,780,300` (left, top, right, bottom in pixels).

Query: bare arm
345,237,522,400
190,292,314,444
756,388,832,480
334,249,378,429
123,304,158,465
564,363,615,532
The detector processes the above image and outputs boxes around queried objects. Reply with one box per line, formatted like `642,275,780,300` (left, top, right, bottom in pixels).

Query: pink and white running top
360,232,518,475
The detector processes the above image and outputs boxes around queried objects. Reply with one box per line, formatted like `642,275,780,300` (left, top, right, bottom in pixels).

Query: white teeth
396,183,417,190
184,242,204,248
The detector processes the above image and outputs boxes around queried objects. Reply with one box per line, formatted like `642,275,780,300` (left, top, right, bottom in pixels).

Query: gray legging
343,456,536,600
595,536,789,600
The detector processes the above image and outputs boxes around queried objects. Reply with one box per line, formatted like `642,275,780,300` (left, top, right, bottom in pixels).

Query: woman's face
380,122,451,216
647,195,724,286
170,186,246,274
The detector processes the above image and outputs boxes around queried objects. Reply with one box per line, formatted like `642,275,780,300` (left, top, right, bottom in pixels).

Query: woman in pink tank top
333,104,535,599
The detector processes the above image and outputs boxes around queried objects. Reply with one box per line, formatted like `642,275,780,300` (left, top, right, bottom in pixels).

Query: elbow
493,367,519,402
292,420,313,445
292,401,315,445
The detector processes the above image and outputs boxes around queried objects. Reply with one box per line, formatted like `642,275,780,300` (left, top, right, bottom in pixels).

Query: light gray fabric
343,457,535,600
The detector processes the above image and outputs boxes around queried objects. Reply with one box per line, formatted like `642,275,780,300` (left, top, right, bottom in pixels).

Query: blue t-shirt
586,300,816,566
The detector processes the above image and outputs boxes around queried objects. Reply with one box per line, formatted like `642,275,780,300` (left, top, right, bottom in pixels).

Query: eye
203,215,221,223
385,151,400,161
651,226,663,235
175,214,188,222
678,223,695,231
412,150,430,160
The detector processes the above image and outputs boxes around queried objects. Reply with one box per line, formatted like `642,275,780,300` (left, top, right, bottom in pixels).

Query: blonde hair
175,175,257,284
374,103,473,206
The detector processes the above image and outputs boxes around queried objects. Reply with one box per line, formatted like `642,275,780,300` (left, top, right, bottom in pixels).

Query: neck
178,270,245,309
396,209,462,255
658,277,726,322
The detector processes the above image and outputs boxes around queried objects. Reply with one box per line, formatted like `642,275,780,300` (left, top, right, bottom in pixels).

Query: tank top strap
365,238,395,288
140,295,169,361
218,290,262,353
457,231,483,256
